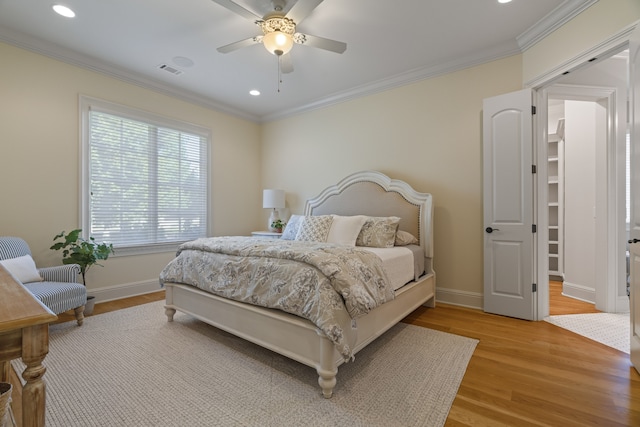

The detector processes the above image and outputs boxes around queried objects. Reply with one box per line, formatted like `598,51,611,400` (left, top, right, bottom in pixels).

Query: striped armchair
0,236,87,325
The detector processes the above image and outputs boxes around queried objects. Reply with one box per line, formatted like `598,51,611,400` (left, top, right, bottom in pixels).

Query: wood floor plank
452,389,581,427
447,396,547,427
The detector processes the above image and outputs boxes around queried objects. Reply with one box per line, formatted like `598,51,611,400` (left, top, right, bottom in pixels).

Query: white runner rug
545,312,630,354
17,301,478,426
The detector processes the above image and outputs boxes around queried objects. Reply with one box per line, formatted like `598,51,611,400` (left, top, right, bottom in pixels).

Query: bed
160,170,435,398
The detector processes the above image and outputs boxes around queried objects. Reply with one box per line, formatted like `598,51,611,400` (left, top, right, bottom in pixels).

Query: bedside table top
251,231,283,237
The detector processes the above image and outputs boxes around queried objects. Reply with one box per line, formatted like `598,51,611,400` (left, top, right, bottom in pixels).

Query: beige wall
523,0,640,84
262,55,523,304
261,1,639,307
0,41,261,295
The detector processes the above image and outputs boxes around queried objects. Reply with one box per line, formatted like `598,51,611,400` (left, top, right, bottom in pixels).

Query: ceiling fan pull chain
277,55,282,93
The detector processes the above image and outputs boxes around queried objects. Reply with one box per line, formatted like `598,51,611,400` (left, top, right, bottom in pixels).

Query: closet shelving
548,119,565,279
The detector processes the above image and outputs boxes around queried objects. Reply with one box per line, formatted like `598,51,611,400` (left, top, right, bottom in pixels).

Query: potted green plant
271,219,286,233
50,229,114,315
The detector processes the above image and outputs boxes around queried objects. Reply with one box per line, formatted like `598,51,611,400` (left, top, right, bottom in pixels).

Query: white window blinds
82,97,209,252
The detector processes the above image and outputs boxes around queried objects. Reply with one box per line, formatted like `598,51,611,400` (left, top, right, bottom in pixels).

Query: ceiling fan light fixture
263,31,293,56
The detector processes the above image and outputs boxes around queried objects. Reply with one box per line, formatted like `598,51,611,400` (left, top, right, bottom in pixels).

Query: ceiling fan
211,0,347,74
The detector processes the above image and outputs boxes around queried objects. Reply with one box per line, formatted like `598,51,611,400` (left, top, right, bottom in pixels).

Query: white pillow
295,215,334,242
326,215,368,246
0,254,43,283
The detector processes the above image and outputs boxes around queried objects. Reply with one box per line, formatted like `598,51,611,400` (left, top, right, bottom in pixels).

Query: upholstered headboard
304,171,434,268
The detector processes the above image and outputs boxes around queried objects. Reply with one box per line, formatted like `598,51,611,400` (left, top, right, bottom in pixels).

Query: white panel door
483,88,535,320
629,24,640,372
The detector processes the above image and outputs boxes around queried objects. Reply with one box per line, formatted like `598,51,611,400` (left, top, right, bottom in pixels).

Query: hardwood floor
406,304,640,426
52,291,166,324
549,280,600,315
11,290,640,426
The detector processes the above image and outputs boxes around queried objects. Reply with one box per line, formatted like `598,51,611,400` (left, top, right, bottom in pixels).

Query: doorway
542,51,629,316
483,46,631,321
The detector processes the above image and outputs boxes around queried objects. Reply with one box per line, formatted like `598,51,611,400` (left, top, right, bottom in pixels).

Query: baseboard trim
562,281,596,304
88,279,163,303
616,296,630,313
436,287,483,310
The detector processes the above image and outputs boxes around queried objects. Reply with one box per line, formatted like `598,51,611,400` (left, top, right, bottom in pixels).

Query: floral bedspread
159,236,393,360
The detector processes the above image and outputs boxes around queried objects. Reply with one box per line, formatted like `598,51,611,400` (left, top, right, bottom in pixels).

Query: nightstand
251,231,282,239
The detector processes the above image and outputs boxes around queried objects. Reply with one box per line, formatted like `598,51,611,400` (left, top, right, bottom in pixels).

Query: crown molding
261,41,521,122
263,0,598,122
0,28,260,123
524,20,636,89
0,0,597,124
517,0,598,51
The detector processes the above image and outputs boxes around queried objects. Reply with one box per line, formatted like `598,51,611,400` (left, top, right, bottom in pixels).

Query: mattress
362,246,417,291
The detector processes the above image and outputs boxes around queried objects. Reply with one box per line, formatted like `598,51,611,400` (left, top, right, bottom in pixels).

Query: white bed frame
163,170,436,398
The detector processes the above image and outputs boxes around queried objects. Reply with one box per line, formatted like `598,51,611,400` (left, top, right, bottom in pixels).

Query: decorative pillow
295,215,334,242
326,215,368,246
395,230,419,246
280,214,303,240
356,216,401,248
0,254,43,283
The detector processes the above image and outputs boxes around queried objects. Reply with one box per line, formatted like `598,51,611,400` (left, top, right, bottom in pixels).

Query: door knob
486,227,500,233
629,238,640,244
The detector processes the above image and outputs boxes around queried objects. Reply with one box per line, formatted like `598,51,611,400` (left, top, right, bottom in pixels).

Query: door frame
536,85,623,316
529,26,634,319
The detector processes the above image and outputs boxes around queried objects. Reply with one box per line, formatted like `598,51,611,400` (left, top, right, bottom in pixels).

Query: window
81,96,210,254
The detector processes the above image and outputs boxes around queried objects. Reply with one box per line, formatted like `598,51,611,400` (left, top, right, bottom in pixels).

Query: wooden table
0,265,57,427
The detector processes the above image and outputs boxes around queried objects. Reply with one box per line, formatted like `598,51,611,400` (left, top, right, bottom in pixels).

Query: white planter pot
84,295,96,316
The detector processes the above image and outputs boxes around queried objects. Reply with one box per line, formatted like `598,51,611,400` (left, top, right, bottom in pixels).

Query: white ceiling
0,0,594,122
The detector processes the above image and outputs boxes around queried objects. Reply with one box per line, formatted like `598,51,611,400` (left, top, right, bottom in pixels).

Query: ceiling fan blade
280,53,294,74
217,37,261,53
285,0,324,24
210,0,261,22
296,33,346,54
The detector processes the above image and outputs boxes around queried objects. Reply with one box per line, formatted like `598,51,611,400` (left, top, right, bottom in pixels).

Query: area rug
545,312,630,354
15,301,478,427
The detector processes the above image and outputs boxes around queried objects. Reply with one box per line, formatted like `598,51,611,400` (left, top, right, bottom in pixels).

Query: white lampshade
263,189,285,209
263,31,294,56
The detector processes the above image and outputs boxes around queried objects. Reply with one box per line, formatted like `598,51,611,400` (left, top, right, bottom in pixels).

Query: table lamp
263,189,285,231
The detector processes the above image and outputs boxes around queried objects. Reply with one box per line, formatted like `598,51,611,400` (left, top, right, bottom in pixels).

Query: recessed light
249,90,260,96
498,0,512,3
53,4,76,18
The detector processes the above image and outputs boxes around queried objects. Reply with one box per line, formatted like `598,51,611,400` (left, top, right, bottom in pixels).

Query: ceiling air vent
157,64,183,76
